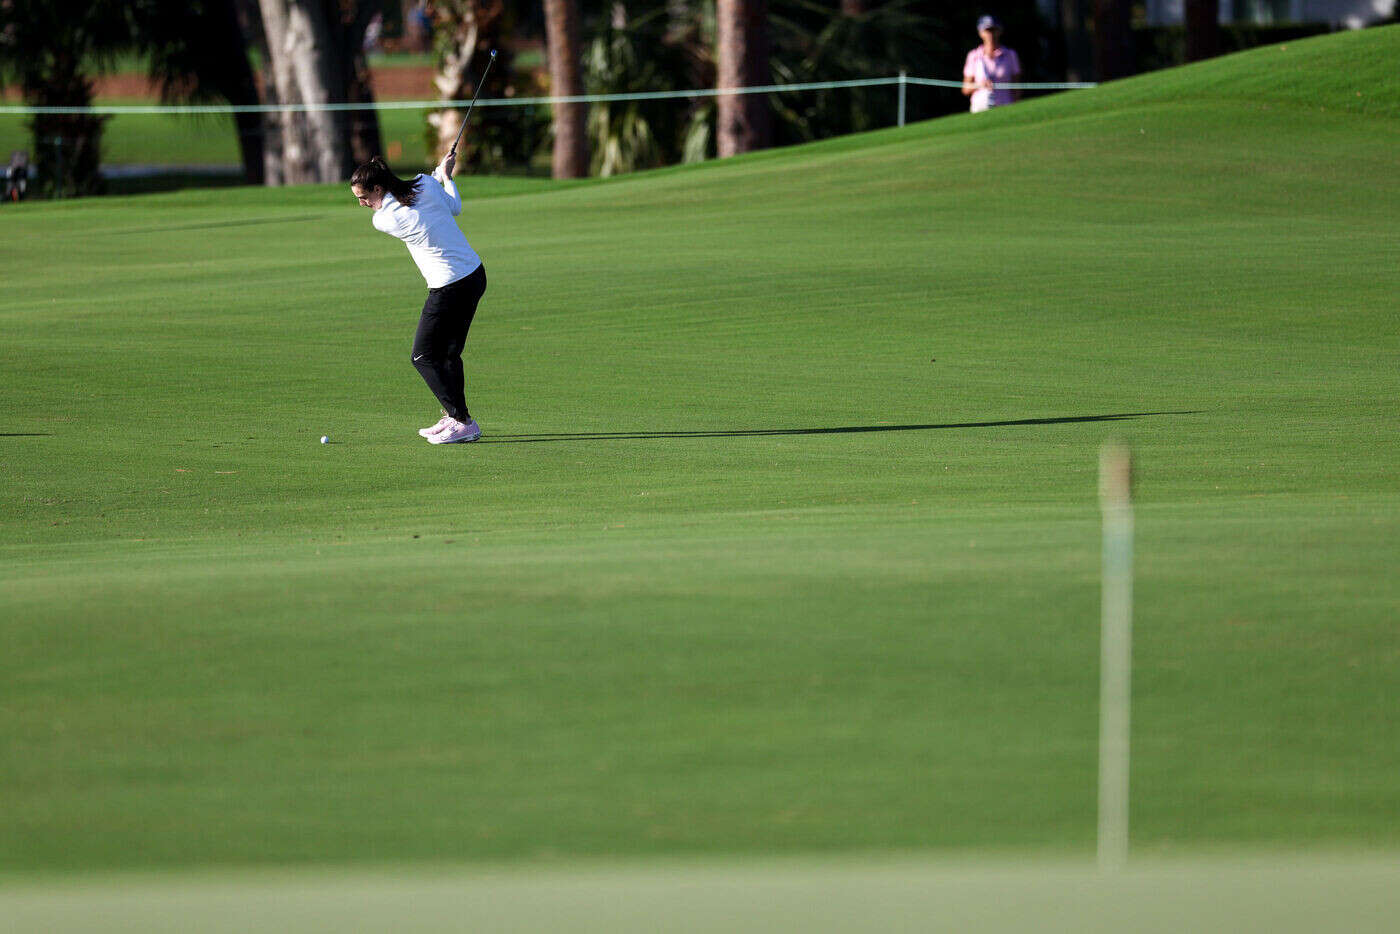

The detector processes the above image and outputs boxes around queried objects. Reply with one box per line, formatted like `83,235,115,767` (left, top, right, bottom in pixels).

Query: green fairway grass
2,27,1398,874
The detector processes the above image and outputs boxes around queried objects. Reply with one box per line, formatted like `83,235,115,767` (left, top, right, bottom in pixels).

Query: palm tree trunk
544,0,588,178
716,0,771,158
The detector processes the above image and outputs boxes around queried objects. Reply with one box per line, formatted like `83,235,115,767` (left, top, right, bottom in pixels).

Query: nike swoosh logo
413,354,426,362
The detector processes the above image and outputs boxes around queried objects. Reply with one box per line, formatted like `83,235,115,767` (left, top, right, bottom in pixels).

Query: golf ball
320,436,329,445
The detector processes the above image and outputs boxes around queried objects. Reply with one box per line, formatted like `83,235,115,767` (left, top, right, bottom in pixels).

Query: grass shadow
478,411,1201,444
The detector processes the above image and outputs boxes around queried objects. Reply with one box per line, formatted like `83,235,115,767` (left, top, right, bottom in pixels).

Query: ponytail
350,156,421,207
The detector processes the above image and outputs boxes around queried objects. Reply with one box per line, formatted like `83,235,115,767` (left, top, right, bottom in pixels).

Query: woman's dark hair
350,156,420,207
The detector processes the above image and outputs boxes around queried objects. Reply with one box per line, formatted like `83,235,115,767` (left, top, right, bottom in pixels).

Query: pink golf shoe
427,417,482,444
418,414,452,438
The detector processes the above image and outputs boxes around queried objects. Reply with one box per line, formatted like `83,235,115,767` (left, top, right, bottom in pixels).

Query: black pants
412,264,486,421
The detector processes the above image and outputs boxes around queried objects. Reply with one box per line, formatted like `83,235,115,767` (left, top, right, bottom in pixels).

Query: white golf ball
320,436,329,445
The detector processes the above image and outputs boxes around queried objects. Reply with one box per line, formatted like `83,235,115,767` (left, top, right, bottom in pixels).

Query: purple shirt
964,46,1021,111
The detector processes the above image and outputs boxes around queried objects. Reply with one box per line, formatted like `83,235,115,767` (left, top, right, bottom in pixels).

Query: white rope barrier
0,75,1096,116
903,76,1099,90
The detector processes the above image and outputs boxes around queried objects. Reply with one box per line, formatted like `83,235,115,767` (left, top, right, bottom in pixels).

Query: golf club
448,49,498,158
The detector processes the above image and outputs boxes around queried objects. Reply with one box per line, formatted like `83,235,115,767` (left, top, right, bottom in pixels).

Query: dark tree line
2,0,1233,196
1,1,141,195
0,0,382,194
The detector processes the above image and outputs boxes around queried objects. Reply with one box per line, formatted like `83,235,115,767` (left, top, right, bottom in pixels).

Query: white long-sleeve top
372,172,482,289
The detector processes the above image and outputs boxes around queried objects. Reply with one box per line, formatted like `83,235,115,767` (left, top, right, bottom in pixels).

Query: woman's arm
962,51,992,97
433,153,462,215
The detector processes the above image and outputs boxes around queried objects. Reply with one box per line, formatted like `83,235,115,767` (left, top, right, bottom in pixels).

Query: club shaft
449,53,497,156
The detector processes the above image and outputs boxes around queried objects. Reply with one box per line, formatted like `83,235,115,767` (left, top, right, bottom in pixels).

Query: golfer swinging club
351,152,486,444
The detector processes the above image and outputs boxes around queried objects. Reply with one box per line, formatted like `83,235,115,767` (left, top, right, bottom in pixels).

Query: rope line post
898,70,907,128
51,135,64,199
1097,442,1134,872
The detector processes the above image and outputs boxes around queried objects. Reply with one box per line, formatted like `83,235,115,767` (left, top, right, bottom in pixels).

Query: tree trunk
256,0,351,184
258,0,316,184
1184,0,1220,62
328,1,384,169
221,0,266,184
544,0,588,178
428,21,478,169
340,44,383,169
715,0,771,158
1093,0,1132,81
231,0,284,184
231,112,267,186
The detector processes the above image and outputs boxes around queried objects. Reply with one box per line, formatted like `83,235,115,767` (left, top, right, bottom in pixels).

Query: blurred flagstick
1098,442,1134,872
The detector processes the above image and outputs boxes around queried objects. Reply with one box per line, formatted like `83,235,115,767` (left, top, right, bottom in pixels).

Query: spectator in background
962,15,1021,113
6,151,28,202
363,12,383,55
408,2,434,53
